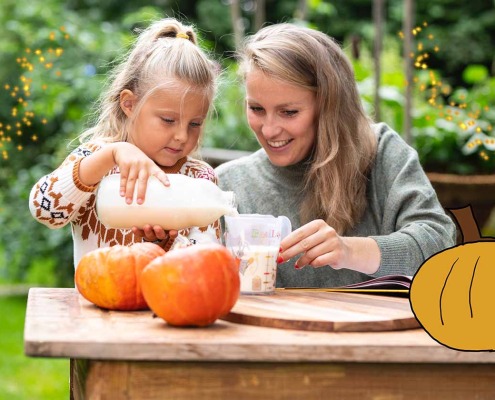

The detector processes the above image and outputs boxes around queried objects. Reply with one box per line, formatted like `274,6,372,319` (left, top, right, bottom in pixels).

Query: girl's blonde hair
79,18,217,144
238,23,377,234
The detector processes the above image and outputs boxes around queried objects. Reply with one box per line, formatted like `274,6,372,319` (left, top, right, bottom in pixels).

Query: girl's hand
278,219,381,275
112,142,169,204
132,225,179,252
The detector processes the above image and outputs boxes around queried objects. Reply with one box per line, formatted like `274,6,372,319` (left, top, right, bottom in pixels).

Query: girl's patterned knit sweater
29,142,220,269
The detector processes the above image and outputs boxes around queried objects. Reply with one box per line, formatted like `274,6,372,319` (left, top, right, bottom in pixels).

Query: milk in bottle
96,174,237,230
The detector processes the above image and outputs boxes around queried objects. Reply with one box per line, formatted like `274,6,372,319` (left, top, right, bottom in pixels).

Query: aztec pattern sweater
29,142,220,269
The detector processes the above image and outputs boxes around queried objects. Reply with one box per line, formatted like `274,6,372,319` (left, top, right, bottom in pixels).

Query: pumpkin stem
448,205,482,244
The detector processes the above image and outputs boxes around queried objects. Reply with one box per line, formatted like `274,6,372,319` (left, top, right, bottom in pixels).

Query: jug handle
278,216,292,239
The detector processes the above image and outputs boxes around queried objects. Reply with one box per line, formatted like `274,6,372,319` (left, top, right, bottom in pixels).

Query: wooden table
24,288,495,400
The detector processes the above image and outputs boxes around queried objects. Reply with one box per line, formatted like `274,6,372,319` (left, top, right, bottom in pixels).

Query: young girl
29,18,220,269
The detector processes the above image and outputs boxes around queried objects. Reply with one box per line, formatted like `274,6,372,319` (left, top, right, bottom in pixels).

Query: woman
216,23,456,288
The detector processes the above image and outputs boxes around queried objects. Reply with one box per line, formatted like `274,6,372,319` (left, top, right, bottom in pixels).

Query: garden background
0,0,494,398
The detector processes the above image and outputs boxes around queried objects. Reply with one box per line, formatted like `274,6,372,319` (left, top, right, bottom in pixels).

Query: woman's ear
120,89,136,117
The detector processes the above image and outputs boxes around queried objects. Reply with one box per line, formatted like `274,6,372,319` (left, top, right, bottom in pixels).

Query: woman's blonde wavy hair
78,18,217,144
238,23,377,234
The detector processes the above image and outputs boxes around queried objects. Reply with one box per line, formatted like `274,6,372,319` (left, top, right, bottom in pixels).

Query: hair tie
176,32,189,40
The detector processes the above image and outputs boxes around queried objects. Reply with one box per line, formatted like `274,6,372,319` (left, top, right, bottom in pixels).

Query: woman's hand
132,225,179,251
278,219,381,275
112,142,169,204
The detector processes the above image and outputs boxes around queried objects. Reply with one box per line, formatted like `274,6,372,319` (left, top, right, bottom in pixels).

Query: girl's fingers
151,225,168,241
135,171,149,205
136,169,170,204
131,226,144,239
168,230,178,239
133,167,170,204
119,158,168,204
119,172,128,197
132,226,179,253
132,225,157,242
124,174,138,204
153,170,170,187
141,224,157,241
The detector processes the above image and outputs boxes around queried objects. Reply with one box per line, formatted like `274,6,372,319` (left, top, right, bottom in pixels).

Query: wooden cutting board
220,290,419,332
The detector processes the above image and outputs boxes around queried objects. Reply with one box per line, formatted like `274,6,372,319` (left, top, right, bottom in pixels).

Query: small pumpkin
141,243,240,327
410,205,495,351
75,242,165,311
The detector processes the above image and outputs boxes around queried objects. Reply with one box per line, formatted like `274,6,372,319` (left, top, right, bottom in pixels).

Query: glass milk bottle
96,173,237,230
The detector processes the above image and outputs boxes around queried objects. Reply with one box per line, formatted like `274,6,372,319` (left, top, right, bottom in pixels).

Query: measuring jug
224,214,292,295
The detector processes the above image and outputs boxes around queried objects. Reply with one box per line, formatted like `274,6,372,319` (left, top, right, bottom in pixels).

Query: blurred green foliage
0,0,161,286
0,0,494,286
352,34,495,175
203,63,259,151
412,70,495,175
0,295,69,399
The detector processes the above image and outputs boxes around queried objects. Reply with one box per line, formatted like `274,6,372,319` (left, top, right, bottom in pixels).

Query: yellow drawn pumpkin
409,205,495,351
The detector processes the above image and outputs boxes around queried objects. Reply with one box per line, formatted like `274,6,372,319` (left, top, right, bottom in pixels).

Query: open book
279,275,412,297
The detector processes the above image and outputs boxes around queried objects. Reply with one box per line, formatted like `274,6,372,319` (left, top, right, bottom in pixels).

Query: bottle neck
221,191,237,215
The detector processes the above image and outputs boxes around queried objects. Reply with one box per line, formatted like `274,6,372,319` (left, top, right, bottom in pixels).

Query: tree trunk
373,0,385,122
403,0,415,144
254,0,266,32
230,0,244,50
295,0,308,21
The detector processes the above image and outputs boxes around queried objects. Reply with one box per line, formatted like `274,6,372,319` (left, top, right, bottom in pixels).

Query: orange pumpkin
75,242,165,311
141,243,240,327
410,205,495,351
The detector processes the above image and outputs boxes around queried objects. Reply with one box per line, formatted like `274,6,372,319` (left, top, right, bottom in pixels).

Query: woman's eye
190,121,202,128
249,106,264,113
161,117,175,124
283,110,298,117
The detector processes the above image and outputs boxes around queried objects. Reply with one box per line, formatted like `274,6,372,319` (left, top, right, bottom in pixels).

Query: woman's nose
261,116,282,138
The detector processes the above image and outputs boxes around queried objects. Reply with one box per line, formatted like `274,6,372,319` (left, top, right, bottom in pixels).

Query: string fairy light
399,21,494,162
1,26,70,160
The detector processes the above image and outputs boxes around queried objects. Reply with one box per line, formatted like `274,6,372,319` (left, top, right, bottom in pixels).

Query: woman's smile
267,139,294,149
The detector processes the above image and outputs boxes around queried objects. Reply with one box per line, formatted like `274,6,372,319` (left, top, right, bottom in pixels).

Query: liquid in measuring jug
96,174,237,230
232,245,278,293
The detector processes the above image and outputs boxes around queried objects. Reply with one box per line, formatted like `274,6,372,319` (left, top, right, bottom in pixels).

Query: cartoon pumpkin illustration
409,205,495,351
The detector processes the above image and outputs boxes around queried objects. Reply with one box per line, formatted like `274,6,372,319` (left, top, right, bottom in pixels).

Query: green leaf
462,65,489,85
